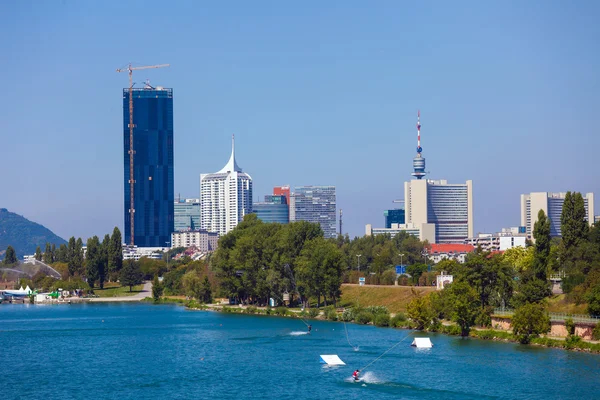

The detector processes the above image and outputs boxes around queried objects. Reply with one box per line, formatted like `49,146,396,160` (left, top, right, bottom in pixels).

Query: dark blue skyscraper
123,87,174,247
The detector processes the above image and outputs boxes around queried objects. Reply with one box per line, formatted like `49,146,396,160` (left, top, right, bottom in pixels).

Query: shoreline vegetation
143,295,600,355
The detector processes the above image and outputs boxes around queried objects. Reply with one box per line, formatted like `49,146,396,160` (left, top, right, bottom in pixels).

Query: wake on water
345,371,381,384
289,331,309,336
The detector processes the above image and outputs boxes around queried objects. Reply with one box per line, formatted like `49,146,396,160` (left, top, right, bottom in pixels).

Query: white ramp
411,338,433,348
320,355,346,365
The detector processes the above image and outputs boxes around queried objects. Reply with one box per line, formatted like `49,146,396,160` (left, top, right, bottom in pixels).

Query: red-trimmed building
429,243,475,264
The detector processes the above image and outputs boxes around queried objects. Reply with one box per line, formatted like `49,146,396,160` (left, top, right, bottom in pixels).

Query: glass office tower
293,186,336,238
123,87,174,247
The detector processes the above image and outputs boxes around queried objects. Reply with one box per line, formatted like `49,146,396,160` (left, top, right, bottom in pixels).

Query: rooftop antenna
116,63,169,245
411,110,427,179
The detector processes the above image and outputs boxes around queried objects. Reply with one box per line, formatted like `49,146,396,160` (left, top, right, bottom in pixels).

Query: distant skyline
1,1,599,241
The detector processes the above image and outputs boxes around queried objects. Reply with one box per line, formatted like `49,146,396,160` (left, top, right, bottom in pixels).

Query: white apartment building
404,179,474,244
465,229,527,252
171,230,218,253
200,136,252,236
520,192,595,238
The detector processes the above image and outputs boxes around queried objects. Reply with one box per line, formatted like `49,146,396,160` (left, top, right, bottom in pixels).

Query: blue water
1,303,599,400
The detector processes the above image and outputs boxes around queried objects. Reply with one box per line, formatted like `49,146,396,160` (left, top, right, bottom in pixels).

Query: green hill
0,208,67,259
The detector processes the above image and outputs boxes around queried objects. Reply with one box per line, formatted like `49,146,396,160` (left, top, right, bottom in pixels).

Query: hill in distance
0,208,67,259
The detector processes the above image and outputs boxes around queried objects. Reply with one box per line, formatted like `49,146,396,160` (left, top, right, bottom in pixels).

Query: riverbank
176,300,600,354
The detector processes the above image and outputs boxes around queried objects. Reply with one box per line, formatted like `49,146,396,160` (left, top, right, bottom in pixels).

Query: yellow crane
117,63,169,246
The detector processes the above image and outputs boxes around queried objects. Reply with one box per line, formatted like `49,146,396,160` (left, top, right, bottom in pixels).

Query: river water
0,303,598,399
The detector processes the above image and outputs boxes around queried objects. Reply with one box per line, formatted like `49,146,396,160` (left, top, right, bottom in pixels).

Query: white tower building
200,136,252,236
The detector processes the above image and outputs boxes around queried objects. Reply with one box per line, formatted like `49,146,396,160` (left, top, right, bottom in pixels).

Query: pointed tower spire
218,134,242,173
411,110,427,179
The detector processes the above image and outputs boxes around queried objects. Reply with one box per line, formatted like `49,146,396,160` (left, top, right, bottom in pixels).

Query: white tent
319,355,346,366
411,338,433,348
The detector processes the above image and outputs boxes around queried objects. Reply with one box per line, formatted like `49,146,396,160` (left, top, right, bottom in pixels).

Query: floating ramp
411,338,433,348
320,355,346,366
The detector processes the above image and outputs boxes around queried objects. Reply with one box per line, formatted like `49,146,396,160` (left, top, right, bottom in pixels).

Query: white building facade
520,192,595,238
171,230,218,253
404,179,474,244
200,136,252,236
365,222,436,243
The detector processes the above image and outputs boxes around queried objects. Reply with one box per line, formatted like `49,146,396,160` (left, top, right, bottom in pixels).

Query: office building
174,198,201,232
123,87,174,247
520,192,595,238
171,230,218,253
404,179,474,244
253,195,289,224
384,209,405,228
293,186,336,238
200,136,252,236
596,215,600,224
273,186,291,206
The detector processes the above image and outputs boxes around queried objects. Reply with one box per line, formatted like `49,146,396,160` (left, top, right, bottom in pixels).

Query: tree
152,275,163,302
586,285,600,317
85,236,100,288
511,303,550,344
561,192,589,251
67,237,77,276
56,243,68,263
108,227,123,280
75,238,84,275
446,281,480,336
99,234,110,289
120,260,143,292
201,276,212,303
34,246,42,261
532,210,551,281
3,245,18,265
406,289,437,330
43,243,53,264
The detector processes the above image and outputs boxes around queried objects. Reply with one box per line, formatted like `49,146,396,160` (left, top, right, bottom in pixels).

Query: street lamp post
356,254,362,271
399,253,404,268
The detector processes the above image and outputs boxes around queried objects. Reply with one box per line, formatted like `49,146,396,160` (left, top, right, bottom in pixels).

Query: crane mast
116,63,169,245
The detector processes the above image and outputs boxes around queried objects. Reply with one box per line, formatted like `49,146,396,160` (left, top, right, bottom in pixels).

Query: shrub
274,306,288,316
592,323,600,341
308,308,320,318
390,313,407,327
246,305,258,314
222,306,234,313
365,306,390,316
442,324,462,336
374,313,390,327
565,317,575,335
341,308,355,322
355,311,374,325
380,270,397,285
324,305,338,321
564,334,583,350
390,313,409,328
265,306,272,315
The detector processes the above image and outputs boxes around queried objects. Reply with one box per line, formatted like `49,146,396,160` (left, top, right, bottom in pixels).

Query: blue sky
1,0,599,241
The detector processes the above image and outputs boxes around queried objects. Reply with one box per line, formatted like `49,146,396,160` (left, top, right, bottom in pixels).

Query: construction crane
116,63,169,246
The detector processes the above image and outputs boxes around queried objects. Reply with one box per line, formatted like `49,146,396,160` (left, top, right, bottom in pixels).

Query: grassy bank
93,283,144,297
546,294,588,314
339,284,435,314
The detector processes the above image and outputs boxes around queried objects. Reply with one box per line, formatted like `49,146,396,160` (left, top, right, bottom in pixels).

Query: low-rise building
365,222,436,243
429,243,475,264
465,227,527,252
122,246,166,261
171,230,218,253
